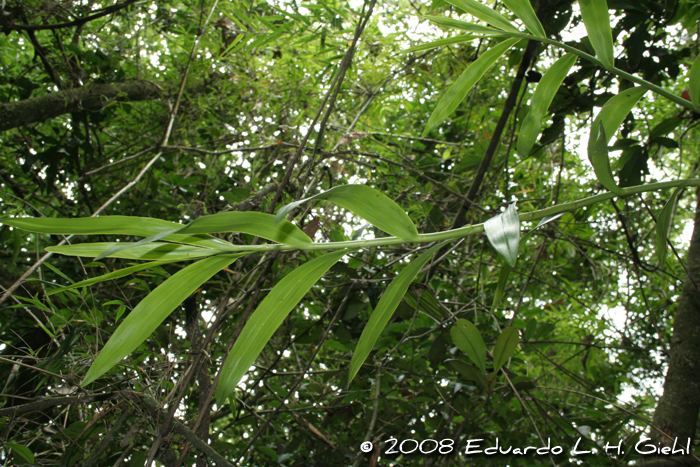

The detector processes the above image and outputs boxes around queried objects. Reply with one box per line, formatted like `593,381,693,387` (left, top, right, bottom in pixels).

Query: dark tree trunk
0,80,161,131
650,186,700,451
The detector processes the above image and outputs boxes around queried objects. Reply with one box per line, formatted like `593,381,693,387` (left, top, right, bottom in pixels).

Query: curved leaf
656,184,688,265
45,260,177,296
518,53,577,157
180,212,312,246
423,16,512,36
588,87,647,156
446,359,487,389
401,35,476,54
216,249,349,404
82,253,243,386
690,54,700,111
0,216,229,249
47,242,218,261
501,0,546,37
450,319,486,373
492,327,520,371
491,264,512,314
484,202,520,267
423,38,519,137
579,0,614,69
446,0,519,32
275,185,418,240
348,242,445,384
589,123,622,194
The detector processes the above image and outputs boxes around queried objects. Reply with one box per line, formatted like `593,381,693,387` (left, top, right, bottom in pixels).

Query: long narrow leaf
588,87,647,156
216,249,349,404
82,254,243,386
656,184,688,265
500,0,546,37
47,242,218,261
348,242,445,383
401,35,476,54
589,123,622,194
579,0,614,69
690,54,700,111
446,0,519,32
179,212,312,246
491,264,512,315
46,260,177,296
0,216,229,249
275,185,419,240
518,54,577,157
423,38,519,137
484,202,520,267
450,319,486,373
423,16,512,36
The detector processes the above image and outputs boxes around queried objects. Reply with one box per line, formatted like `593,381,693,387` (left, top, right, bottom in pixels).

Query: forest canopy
1,0,700,466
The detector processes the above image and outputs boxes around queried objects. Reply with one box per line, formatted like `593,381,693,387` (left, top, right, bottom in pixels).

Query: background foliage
1,0,700,465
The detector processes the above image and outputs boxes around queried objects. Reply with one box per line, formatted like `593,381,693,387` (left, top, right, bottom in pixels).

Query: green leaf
589,123,622,194
446,0,519,32
649,117,681,139
579,0,614,69
0,216,230,249
450,319,486,373
423,16,513,35
491,264,511,314
401,35,476,53
655,184,687,265
82,254,243,386
492,327,520,371
517,53,577,157
216,249,349,404
5,442,34,464
46,260,177,296
446,359,487,389
588,87,646,154
47,242,218,261
275,185,419,240
484,202,520,267
500,0,546,37
423,38,519,137
690,54,700,111
347,242,445,384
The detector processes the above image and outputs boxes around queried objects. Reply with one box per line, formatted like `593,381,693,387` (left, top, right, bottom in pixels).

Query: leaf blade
589,123,622,194
579,0,614,68
492,327,520,371
47,243,217,261
690,54,700,111
423,38,519,137
82,254,243,386
216,249,349,404
655,185,687,265
401,35,476,54
446,0,519,32
275,185,419,240
517,53,577,157
180,212,312,246
450,319,486,373
500,0,546,37
484,202,520,267
347,243,445,383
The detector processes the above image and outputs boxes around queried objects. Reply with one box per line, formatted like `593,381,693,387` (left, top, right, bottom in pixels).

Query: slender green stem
214,178,700,254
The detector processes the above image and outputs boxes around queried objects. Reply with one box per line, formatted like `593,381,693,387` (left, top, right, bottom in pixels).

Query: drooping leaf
82,254,243,386
450,319,486,373
0,216,229,249
5,442,34,464
347,242,445,384
45,260,177,296
484,202,520,267
446,0,519,32
588,87,647,156
446,359,487,389
589,123,623,194
500,0,546,37
649,117,681,139
690,54,700,111
491,264,512,314
655,184,688,265
275,185,419,240
95,228,182,261
492,327,520,371
579,0,614,69
518,53,577,157
47,242,218,261
216,249,349,404
423,38,519,136
401,35,476,54
423,16,513,36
